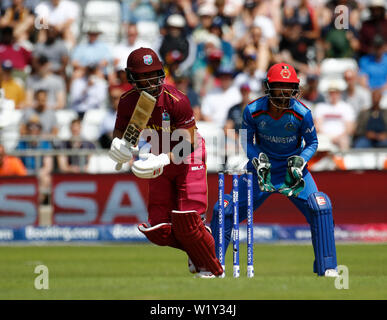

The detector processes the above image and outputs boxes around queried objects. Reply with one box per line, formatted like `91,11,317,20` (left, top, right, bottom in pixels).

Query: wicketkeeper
210,63,339,277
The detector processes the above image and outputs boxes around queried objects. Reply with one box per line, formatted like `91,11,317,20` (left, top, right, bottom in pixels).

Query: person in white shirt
112,23,151,72
200,66,242,128
314,80,356,151
35,0,79,49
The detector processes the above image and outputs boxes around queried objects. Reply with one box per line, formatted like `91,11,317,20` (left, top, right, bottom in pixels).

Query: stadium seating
82,0,121,44
136,21,160,45
80,108,108,142
0,108,21,151
56,109,79,140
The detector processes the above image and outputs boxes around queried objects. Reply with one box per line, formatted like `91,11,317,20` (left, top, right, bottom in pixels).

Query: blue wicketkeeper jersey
241,96,318,165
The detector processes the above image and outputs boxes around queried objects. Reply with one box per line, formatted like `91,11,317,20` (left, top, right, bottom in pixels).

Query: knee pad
308,192,337,276
138,223,183,249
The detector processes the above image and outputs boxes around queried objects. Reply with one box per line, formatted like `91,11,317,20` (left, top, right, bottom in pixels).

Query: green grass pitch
1,243,386,300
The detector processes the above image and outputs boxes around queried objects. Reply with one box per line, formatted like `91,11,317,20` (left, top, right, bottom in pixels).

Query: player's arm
279,110,318,197
299,111,318,163
242,107,275,192
241,107,262,160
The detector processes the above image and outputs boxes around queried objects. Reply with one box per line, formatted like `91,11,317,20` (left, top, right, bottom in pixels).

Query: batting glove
109,137,137,170
131,153,170,179
252,153,276,192
278,155,306,197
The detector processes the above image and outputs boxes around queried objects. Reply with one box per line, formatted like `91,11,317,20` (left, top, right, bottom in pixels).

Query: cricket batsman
210,63,339,277
108,47,223,278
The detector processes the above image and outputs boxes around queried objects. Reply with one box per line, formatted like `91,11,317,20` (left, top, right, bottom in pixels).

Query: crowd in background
0,0,387,183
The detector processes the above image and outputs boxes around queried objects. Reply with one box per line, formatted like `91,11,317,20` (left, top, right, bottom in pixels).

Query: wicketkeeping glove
252,153,276,192
131,153,170,179
278,155,306,197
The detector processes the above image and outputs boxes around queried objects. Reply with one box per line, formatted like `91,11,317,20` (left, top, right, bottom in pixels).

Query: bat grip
115,163,123,171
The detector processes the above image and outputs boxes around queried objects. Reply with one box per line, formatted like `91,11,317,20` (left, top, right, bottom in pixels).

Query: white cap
198,4,217,16
327,78,347,92
369,0,386,8
167,14,186,28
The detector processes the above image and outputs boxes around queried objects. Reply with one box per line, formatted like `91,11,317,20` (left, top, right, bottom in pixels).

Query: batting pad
307,192,337,276
171,210,223,276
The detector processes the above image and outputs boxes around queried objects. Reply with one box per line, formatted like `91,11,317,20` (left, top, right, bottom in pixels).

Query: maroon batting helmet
126,47,165,97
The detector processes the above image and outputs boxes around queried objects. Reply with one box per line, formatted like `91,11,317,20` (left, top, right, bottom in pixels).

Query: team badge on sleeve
143,55,153,65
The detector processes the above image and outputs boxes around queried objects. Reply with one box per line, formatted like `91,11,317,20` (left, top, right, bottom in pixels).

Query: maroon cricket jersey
115,84,203,157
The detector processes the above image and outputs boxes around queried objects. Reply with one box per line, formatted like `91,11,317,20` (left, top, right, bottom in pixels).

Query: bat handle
115,163,123,171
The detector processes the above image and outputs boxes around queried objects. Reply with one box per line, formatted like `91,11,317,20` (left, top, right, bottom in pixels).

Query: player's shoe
324,269,339,277
188,257,199,274
195,271,217,278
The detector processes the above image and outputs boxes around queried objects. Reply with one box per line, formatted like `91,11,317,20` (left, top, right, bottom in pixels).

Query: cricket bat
115,91,156,170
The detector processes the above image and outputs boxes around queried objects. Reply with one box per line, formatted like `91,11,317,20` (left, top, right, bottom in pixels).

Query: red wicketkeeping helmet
125,47,165,97
266,63,300,84
263,63,300,109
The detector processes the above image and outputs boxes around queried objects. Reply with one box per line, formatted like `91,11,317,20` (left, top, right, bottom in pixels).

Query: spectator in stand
156,0,199,30
173,70,201,121
121,0,158,26
1,0,40,12
158,14,196,74
0,60,26,109
201,66,242,128
192,33,225,97
0,0,34,46
231,0,259,48
353,89,387,148
192,3,218,44
283,0,320,42
34,0,80,49
0,143,27,176
233,26,269,98
20,89,58,137
57,118,96,173
342,68,372,117
359,0,387,56
301,74,325,108
99,86,125,149
69,64,108,119
109,69,133,92
250,0,280,50
359,35,387,91
224,83,251,135
319,6,359,60
208,16,234,67
16,114,53,202
314,79,356,151
33,25,69,80
25,55,66,110
71,23,113,79
113,23,151,72
275,20,316,75
0,26,32,75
